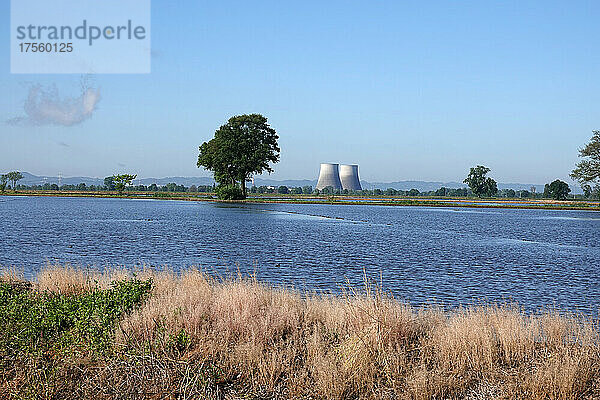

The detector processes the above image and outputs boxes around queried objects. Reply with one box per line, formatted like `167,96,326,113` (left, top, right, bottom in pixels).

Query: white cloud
7,84,101,126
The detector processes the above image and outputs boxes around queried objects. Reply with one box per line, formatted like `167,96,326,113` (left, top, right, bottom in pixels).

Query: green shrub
215,184,245,200
0,279,152,357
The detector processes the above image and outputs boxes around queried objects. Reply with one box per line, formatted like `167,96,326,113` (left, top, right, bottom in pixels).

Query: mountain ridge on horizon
13,172,556,193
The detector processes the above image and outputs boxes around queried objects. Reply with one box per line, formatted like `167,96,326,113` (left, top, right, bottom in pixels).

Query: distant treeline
11,182,588,199
267,185,548,199
15,182,215,193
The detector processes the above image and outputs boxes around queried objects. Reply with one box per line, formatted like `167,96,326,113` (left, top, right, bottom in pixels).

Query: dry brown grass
3,265,600,399
36,264,132,294
0,267,25,283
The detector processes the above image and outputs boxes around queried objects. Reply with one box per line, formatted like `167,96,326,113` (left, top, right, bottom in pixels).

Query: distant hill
253,178,316,188
16,172,550,193
136,176,215,186
18,172,104,186
17,172,215,187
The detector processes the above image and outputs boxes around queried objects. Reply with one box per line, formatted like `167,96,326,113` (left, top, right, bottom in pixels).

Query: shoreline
2,191,600,211
1,265,599,398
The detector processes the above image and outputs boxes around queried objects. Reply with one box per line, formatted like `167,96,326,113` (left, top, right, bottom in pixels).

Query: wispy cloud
57,141,70,147
7,83,101,127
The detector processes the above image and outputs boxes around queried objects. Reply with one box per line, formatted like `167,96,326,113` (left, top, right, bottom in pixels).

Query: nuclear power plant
316,163,362,191
339,164,362,191
316,163,342,190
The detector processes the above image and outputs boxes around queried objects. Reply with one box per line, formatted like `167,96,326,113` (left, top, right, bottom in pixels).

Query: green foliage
5,171,23,190
215,184,244,200
197,114,280,199
112,174,137,194
0,174,7,193
278,185,289,194
571,131,600,190
434,187,447,196
464,165,498,197
302,185,313,194
544,179,571,200
161,182,187,192
582,184,600,200
484,178,498,197
153,192,173,198
168,328,191,354
0,279,152,357
104,176,116,190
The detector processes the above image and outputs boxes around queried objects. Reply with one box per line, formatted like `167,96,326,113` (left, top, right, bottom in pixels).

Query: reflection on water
1,196,599,314
492,238,586,250
540,216,600,222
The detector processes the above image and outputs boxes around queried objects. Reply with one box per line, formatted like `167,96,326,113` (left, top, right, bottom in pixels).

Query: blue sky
1,0,599,185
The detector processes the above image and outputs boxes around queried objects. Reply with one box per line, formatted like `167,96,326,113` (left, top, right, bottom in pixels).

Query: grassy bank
1,266,599,399
2,190,600,211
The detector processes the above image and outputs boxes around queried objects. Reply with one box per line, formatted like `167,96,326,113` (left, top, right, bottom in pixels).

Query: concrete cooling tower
316,163,362,191
339,164,362,191
316,163,342,190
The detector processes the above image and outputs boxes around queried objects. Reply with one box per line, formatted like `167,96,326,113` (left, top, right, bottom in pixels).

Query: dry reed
2,265,600,399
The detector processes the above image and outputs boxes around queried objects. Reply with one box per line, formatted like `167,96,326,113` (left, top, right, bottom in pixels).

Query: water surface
1,196,599,314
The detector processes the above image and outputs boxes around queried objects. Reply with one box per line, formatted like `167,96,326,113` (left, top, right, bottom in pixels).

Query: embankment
1,265,599,399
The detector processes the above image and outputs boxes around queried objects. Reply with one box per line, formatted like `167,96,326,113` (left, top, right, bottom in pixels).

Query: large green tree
197,114,280,199
571,131,600,195
6,171,23,190
112,174,137,194
463,165,498,197
543,179,571,200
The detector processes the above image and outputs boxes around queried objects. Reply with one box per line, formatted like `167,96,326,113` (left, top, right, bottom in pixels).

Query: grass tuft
1,265,599,399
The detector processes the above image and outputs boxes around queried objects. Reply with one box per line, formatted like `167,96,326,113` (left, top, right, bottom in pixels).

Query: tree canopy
104,176,116,191
463,166,498,197
197,114,280,199
544,179,571,200
5,171,23,190
112,174,137,194
571,130,600,192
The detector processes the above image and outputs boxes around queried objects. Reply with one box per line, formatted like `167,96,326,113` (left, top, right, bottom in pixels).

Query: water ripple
0,197,599,314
